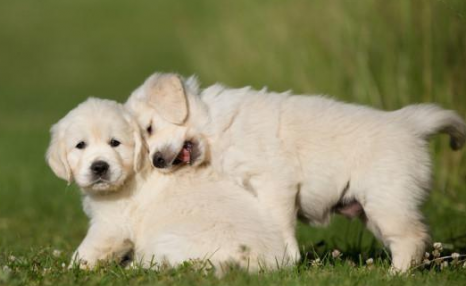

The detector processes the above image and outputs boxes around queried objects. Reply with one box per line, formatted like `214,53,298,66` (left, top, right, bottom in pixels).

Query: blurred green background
1,0,465,260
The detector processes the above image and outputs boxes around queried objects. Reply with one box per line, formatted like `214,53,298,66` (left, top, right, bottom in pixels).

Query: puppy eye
76,141,86,150
146,125,152,135
110,139,121,148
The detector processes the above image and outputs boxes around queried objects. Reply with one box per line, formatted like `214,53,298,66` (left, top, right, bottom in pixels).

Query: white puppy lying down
125,73,466,272
46,98,291,272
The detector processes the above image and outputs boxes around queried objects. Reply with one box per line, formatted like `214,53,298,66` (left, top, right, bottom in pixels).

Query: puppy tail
396,104,466,150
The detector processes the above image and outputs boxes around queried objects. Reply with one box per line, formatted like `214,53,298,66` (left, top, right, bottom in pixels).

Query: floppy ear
124,112,148,172
132,128,147,172
46,124,72,183
145,74,188,125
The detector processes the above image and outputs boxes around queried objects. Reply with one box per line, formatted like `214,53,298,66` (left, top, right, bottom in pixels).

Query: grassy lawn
1,0,465,285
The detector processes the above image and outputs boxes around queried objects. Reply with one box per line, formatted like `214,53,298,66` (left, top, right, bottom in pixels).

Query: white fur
46,98,291,273
126,73,466,272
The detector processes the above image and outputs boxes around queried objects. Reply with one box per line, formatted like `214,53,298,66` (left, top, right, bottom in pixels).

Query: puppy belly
334,200,364,219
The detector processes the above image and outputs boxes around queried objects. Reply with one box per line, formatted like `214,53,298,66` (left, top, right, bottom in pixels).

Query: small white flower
2,265,11,273
311,258,322,267
433,242,443,251
128,261,137,269
61,263,66,269
451,252,460,260
432,249,441,258
424,252,430,259
423,259,431,266
366,258,374,265
434,258,444,265
440,261,449,270
331,249,341,259
52,249,62,257
8,255,16,262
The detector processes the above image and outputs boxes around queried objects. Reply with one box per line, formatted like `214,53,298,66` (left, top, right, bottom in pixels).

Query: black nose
91,161,109,176
152,152,166,168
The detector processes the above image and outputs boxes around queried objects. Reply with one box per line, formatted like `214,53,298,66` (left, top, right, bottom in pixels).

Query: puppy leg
250,176,300,263
364,203,429,273
71,222,133,269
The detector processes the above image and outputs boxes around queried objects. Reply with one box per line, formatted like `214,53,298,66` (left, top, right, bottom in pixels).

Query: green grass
0,0,465,285
1,249,466,286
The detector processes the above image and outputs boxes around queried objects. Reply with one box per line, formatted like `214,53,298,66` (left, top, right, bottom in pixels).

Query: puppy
46,98,144,267
46,98,291,272
125,73,466,272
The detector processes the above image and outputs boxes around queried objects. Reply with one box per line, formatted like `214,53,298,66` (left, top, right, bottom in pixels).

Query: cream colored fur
46,98,292,273
125,73,466,272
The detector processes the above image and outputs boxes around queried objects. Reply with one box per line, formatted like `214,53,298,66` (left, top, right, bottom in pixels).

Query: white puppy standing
46,98,292,273
125,73,466,272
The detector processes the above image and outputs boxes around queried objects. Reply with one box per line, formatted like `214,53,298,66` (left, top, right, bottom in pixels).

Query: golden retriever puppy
46,98,291,272
125,73,466,272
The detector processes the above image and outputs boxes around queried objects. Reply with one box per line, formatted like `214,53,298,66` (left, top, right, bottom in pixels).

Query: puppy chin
87,182,119,192
77,176,126,194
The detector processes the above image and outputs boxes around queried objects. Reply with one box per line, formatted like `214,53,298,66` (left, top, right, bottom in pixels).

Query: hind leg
360,146,433,272
364,200,430,272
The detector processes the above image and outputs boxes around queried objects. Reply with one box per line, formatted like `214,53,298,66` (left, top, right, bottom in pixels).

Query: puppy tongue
178,147,191,164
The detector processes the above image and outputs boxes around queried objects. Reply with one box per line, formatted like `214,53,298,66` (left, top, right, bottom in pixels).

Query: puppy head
46,98,146,193
125,73,208,173
146,125,208,173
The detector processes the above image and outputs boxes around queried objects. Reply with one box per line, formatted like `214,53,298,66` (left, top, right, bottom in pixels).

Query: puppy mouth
173,141,194,166
89,178,112,188
92,178,111,184
86,176,114,189
152,140,202,171
84,178,122,193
